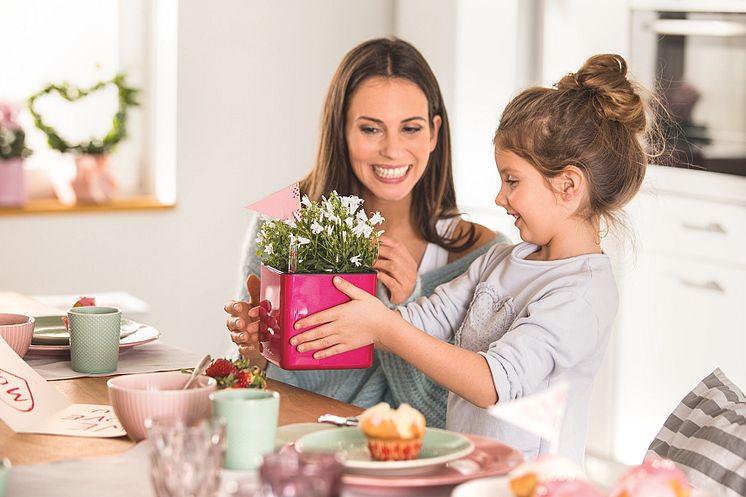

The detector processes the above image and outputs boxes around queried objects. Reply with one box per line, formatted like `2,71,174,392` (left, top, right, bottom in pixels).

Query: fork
317,414,360,426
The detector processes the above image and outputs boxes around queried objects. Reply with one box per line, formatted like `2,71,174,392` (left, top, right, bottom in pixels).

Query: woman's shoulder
446,219,501,264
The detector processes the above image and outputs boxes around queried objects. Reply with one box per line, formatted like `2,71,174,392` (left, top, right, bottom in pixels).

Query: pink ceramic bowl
108,371,217,441
0,313,35,358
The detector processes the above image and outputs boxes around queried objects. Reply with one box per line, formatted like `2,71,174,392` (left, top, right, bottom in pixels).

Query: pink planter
0,158,26,207
260,264,375,370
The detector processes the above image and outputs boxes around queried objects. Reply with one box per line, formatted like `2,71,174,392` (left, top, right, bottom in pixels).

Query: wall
0,0,394,357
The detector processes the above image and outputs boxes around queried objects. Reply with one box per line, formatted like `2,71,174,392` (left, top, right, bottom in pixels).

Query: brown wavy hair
300,37,476,252
494,54,657,231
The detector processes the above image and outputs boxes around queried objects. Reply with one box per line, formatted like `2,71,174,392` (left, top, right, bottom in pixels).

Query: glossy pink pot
259,264,375,370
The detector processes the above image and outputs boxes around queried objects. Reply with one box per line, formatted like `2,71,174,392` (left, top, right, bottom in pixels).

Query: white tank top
418,217,461,274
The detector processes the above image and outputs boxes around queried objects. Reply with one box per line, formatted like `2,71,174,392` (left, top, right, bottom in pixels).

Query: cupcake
609,458,691,497
359,402,426,461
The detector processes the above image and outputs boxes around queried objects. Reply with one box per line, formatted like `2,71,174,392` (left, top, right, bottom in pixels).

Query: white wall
0,0,394,357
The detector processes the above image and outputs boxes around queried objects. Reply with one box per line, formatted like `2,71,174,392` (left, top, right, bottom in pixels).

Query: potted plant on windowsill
0,103,32,207
28,73,139,204
256,191,384,370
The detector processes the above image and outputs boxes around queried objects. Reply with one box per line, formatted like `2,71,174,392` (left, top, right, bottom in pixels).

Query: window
1,0,176,205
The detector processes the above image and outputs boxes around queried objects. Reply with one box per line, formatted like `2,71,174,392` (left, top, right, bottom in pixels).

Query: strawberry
232,371,251,388
205,358,237,378
73,296,96,307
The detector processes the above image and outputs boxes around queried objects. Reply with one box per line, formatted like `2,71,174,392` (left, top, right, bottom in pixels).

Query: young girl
256,53,651,463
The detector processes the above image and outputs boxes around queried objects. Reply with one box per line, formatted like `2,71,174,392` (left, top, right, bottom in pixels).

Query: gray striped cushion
647,368,746,497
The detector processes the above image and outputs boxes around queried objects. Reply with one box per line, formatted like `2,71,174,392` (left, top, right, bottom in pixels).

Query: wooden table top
0,292,363,466
1,376,363,466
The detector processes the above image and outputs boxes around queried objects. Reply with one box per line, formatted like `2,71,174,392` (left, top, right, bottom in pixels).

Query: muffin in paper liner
367,436,423,461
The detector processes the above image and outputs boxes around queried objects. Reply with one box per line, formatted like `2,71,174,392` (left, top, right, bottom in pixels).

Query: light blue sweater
237,211,509,427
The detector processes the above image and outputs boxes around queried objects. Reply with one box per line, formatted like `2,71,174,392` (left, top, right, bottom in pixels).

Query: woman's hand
224,274,262,359
374,236,418,304
291,276,400,359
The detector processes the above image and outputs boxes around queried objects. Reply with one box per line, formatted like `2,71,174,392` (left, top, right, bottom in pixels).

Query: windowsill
0,196,176,216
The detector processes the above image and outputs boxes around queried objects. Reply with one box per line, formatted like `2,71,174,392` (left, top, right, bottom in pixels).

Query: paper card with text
0,338,125,437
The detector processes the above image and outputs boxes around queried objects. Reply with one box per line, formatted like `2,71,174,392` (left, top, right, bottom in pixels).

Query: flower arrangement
256,191,384,273
0,104,32,161
204,357,268,389
28,73,139,156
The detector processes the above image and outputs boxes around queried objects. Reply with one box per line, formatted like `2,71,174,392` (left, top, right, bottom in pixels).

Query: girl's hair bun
556,54,646,133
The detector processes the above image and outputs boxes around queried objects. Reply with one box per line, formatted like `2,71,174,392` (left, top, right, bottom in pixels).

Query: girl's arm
292,277,498,408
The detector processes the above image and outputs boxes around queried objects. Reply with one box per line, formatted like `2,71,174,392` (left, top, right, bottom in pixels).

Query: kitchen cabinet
591,165,746,464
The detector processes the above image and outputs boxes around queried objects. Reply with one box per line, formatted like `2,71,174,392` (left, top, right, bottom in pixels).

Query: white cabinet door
612,252,746,464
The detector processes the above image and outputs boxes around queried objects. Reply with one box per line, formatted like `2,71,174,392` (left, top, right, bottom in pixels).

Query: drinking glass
146,417,226,497
258,450,344,497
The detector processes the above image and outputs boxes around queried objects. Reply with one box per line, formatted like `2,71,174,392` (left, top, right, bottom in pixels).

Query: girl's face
494,149,565,246
345,76,441,203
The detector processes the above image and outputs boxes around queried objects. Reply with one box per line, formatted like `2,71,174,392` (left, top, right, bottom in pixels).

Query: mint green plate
31,315,140,345
294,427,474,476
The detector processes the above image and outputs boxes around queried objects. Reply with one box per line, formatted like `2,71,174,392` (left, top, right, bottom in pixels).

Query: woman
226,37,508,428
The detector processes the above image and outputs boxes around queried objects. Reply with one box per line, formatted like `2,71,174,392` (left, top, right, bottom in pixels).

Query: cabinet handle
679,279,725,293
681,222,727,234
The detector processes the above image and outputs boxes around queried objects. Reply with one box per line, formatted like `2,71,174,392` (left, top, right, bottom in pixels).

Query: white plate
32,315,141,345
26,324,160,356
451,476,510,497
295,426,475,476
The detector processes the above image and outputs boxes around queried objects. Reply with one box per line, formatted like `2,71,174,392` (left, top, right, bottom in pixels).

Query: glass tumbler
258,450,344,497
146,417,226,497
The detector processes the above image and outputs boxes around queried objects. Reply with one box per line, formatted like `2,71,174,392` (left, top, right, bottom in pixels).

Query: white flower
345,217,354,228
327,225,333,236
297,236,311,246
370,211,384,225
301,195,312,207
311,220,324,234
341,195,363,215
350,255,361,267
352,221,373,238
264,243,274,255
284,219,297,229
290,234,296,245
356,209,368,222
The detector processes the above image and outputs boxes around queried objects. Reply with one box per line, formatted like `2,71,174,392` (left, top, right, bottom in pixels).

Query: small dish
26,323,159,357
295,426,474,476
451,475,510,497
31,315,140,345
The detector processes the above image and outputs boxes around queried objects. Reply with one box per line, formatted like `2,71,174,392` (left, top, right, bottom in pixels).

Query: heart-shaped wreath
28,73,139,156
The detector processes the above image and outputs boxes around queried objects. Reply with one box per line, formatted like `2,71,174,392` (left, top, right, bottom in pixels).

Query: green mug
0,458,10,497
210,389,280,470
68,306,121,374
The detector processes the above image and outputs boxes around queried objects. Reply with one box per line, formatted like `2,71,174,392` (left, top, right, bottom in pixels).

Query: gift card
0,338,125,437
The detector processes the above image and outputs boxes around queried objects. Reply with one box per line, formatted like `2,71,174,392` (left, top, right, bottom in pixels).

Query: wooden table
1,376,363,466
0,291,363,466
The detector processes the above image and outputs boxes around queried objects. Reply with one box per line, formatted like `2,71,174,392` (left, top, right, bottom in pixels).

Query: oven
630,1,746,176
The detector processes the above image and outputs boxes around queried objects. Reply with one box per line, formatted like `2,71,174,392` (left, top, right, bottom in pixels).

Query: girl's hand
374,236,418,304
291,276,397,359
224,274,262,358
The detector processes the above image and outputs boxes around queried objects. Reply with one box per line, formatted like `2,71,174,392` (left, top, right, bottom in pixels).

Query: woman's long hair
300,37,476,252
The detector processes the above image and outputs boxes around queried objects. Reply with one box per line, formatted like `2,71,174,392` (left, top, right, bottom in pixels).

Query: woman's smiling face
345,76,441,203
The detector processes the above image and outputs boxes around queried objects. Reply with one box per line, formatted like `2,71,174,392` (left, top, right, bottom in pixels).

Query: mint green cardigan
237,212,509,428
